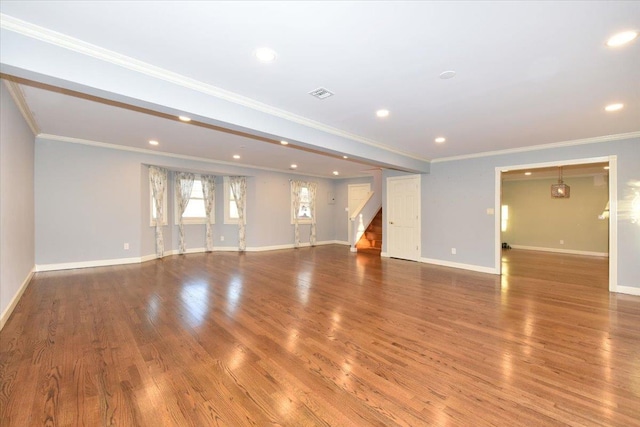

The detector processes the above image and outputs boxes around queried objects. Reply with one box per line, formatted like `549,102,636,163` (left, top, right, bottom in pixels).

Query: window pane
300,187,309,203
297,203,311,218
295,187,312,219
183,199,206,218
152,197,158,219
501,205,509,232
229,200,239,219
191,180,203,198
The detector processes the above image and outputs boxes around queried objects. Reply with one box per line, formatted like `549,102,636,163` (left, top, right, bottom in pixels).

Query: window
224,177,246,224
175,175,211,225
501,205,509,232
150,181,168,226
291,183,312,224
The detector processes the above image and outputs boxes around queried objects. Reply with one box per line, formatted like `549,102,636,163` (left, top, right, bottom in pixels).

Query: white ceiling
1,1,638,177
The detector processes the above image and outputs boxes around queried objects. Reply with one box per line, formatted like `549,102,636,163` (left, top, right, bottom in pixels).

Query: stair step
355,207,383,254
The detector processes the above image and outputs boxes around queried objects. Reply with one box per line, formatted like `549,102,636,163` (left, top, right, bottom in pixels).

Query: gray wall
502,176,609,253
26,126,640,293
35,138,341,265
420,137,639,289
0,82,35,319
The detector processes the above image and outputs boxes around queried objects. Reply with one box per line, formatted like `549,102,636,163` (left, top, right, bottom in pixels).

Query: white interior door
386,175,420,261
348,183,371,217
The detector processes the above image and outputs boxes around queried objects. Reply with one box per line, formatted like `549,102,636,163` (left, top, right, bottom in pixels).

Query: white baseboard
36,241,352,271
509,245,608,257
0,267,35,331
420,257,498,275
140,253,158,262
166,247,207,255
379,252,496,274
36,256,141,272
616,286,640,296
245,240,348,252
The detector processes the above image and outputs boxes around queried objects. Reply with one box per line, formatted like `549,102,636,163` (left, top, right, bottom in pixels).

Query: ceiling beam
0,18,430,174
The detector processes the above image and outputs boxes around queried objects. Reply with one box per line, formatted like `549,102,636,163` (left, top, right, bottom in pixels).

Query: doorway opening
495,156,616,292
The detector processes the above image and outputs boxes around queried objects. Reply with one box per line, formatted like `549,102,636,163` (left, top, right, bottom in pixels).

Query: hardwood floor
501,249,609,289
1,246,638,426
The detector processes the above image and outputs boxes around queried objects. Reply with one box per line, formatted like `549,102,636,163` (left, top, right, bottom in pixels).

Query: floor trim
0,267,34,330
509,245,608,257
35,241,351,271
420,258,498,275
616,286,640,296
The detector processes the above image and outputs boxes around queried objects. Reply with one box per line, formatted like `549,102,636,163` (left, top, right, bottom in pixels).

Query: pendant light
551,167,570,198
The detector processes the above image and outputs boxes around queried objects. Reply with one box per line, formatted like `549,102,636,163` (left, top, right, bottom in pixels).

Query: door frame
494,155,617,292
386,174,421,261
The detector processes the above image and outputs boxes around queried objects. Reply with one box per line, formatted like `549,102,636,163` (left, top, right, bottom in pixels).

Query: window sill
291,219,313,225
174,219,212,226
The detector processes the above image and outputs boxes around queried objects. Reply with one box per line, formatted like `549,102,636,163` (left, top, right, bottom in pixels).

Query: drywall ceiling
1,1,638,177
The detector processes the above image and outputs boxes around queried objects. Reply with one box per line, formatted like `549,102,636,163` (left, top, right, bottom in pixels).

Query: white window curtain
291,180,304,248
291,180,317,247
229,176,247,251
149,166,168,258
175,172,195,254
308,182,317,246
201,175,216,252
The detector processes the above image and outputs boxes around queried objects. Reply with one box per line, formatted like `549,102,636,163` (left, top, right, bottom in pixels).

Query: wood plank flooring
1,245,639,426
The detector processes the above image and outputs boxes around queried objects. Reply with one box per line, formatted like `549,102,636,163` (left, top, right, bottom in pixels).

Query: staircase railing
347,191,376,251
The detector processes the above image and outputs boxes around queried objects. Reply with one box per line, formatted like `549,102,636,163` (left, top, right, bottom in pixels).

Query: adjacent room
500,163,611,288
1,2,639,426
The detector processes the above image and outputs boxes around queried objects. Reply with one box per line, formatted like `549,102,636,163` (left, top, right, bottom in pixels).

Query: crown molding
431,131,640,163
37,133,355,179
2,79,40,135
1,14,428,164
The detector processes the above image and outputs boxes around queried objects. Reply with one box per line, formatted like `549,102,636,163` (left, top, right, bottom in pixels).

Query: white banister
349,191,374,221
348,191,376,250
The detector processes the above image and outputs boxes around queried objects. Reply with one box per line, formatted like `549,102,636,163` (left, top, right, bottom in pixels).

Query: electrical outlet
220,236,225,242
560,240,564,245
451,248,457,255
123,243,129,250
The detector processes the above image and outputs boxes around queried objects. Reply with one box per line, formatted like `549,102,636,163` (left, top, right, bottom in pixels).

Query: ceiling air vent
309,87,334,100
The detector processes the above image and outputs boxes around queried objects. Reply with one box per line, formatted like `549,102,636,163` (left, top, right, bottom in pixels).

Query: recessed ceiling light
604,166,610,170
233,154,241,159
435,137,446,143
439,70,457,79
254,47,277,62
606,31,638,47
376,109,390,118
343,155,348,159
178,116,191,122
280,140,289,145
333,171,339,176
290,164,297,169
524,172,532,176
605,103,624,112
149,140,159,146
